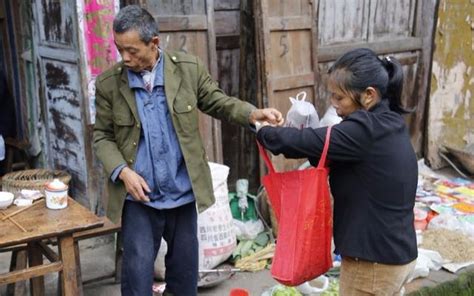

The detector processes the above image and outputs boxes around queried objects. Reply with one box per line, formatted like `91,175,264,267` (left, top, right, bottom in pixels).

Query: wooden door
214,0,248,190
316,0,437,156
140,0,222,162
32,0,90,206
256,0,438,162
256,0,318,170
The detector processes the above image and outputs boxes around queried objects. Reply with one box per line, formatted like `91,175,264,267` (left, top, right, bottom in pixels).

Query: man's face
114,29,159,72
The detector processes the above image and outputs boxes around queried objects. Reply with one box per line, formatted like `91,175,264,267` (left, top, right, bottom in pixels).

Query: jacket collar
370,99,390,113
117,51,183,121
163,51,182,107
119,62,139,122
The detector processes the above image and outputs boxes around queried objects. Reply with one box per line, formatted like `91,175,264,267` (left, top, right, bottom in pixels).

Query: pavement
1,234,473,295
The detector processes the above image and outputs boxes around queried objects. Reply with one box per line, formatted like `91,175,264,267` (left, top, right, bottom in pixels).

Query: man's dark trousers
121,200,198,296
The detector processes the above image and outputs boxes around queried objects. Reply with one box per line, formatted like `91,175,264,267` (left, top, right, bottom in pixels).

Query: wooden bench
2,217,122,296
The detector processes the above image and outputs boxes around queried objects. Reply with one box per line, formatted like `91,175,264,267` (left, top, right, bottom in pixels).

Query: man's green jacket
93,51,255,223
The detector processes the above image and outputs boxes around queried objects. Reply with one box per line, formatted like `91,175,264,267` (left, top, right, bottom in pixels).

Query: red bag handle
317,125,332,169
258,140,276,173
257,126,332,172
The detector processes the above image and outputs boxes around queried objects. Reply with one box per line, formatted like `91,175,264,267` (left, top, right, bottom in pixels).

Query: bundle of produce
234,243,275,272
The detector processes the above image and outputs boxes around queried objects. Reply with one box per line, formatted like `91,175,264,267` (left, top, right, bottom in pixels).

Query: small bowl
0,191,14,209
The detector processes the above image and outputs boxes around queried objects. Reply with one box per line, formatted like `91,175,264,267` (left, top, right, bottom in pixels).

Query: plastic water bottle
236,179,249,220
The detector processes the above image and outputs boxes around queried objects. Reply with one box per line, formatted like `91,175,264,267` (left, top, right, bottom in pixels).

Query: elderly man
93,5,283,296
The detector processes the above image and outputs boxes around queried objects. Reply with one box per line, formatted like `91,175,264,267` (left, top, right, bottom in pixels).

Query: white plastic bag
407,248,443,283
285,91,320,129
296,275,329,295
233,219,264,240
319,105,342,127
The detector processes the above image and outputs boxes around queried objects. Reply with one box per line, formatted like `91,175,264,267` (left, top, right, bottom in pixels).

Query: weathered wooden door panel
142,0,222,163
160,32,210,66
258,0,317,102
215,0,263,191
42,59,88,195
318,0,369,46
35,1,75,47
147,0,206,14
214,0,239,37
267,0,311,16
368,0,416,40
256,0,317,171
317,0,422,62
32,0,89,206
397,53,419,109
269,31,313,80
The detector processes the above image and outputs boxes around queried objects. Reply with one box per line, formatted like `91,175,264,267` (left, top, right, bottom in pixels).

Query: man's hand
119,167,151,202
249,108,284,126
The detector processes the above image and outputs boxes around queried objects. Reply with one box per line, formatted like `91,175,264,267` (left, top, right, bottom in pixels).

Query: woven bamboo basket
1,169,71,197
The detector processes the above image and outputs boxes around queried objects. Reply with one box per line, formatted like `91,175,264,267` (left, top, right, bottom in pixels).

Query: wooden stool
0,244,28,295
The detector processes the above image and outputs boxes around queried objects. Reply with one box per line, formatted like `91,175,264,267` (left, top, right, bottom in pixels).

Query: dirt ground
0,236,279,296
1,234,473,295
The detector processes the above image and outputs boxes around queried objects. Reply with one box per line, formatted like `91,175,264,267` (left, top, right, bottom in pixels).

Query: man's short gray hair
113,5,159,44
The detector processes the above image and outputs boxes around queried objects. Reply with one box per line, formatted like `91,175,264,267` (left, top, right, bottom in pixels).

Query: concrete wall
426,0,473,169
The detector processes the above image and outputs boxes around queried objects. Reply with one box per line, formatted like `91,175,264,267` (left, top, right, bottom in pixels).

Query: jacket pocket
173,96,198,133
112,102,135,152
173,95,197,114
112,99,134,125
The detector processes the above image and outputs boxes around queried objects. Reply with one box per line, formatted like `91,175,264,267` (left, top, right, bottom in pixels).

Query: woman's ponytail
383,56,410,114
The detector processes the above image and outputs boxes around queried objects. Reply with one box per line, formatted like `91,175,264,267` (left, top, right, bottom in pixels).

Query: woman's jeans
339,256,416,296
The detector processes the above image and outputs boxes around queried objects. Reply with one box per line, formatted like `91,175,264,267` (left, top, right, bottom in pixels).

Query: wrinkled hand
119,167,151,202
249,108,284,126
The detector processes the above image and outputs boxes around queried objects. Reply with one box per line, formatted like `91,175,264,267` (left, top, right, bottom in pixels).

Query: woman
257,48,417,295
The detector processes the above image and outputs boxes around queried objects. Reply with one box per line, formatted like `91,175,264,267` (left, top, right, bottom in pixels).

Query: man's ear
151,36,160,49
362,87,379,109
